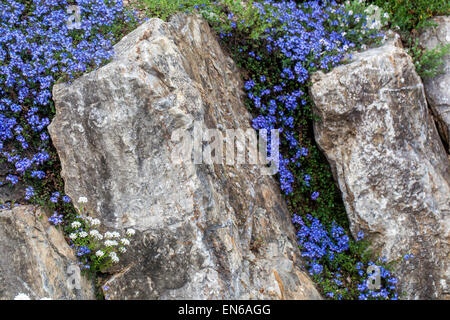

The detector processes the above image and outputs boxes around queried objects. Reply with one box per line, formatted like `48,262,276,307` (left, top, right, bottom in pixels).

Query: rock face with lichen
0,205,95,300
419,16,450,152
310,35,450,299
48,14,321,300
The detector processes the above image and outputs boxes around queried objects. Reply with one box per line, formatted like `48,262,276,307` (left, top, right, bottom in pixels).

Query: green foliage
63,202,135,277
200,0,398,299
373,0,450,32
138,0,213,21
407,39,450,79
212,0,276,40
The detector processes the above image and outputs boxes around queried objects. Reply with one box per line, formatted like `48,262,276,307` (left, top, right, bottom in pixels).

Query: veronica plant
200,0,402,299
0,0,141,208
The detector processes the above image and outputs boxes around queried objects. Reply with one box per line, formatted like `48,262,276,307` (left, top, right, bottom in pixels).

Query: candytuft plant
55,196,136,276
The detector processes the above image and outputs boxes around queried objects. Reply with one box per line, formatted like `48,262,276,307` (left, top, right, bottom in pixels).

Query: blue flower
356,231,365,241
25,186,35,200
48,212,63,226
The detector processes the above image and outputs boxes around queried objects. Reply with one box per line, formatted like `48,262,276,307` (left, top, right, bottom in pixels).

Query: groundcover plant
4,0,439,300
0,0,143,293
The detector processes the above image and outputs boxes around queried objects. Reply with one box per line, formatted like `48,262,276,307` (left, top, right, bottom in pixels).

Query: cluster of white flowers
119,247,127,253
78,231,88,238
104,239,118,247
78,196,88,204
104,231,119,239
14,293,51,300
69,233,78,240
90,229,103,240
71,221,81,228
110,252,119,263
14,293,30,300
65,196,137,269
85,216,101,226
363,4,388,30
104,231,113,239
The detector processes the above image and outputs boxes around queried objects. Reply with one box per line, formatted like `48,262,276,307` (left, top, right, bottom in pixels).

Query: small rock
310,35,450,299
0,205,95,300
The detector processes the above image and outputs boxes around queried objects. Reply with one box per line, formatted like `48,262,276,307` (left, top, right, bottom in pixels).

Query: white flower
71,221,81,228
69,233,78,240
119,247,127,253
40,297,52,300
79,231,88,238
91,218,100,226
111,231,120,238
126,228,135,236
96,250,105,257
383,12,389,19
104,240,118,247
78,196,88,203
120,238,130,246
104,231,113,239
14,293,31,300
348,10,353,15
90,230,103,240
110,252,119,263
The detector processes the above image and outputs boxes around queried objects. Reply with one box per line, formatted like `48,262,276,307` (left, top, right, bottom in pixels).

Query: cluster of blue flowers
217,1,400,299
2,0,401,299
48,211,64,225
292,214,398,299
355,261,399,300
293,214,349,265
0,0,139,206
225,0,383,195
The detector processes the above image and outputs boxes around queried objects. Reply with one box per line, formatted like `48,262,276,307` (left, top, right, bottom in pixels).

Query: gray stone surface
0,205,95,300
49,14,320,300
419,16,450,152
310,35,450,299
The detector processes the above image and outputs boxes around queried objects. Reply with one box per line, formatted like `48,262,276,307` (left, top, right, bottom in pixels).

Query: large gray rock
419,16,450,152
48,14,320,300
0,205,95,300
310,35,450,299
